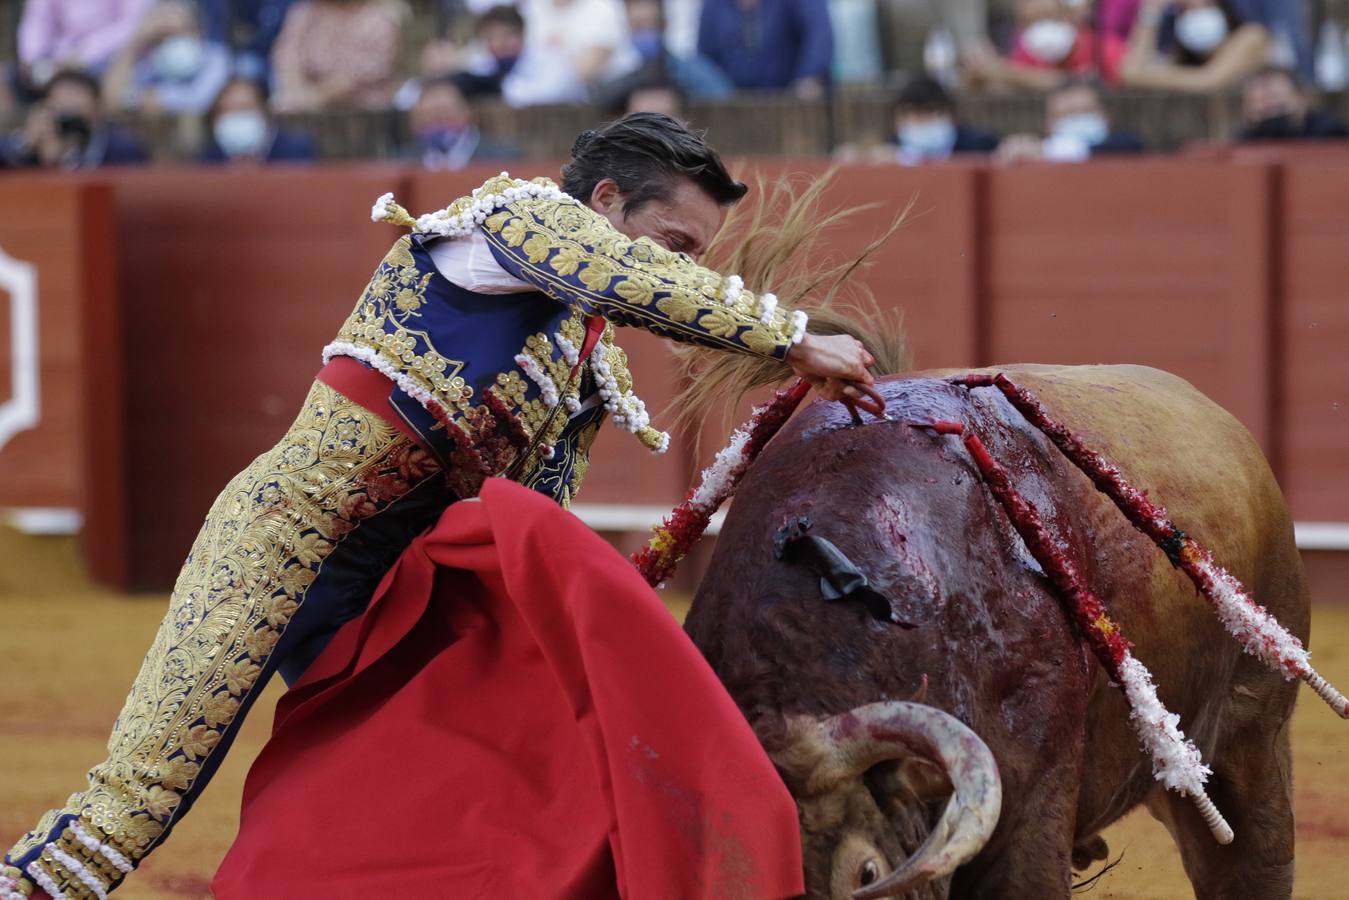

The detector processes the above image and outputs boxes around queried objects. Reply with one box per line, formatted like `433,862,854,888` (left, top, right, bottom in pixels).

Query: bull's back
915,363,1308,830
915,363,1304,631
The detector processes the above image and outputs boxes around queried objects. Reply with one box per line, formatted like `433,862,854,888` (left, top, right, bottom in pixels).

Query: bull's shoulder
896,363,1292,581
896,364,1237,445
900,363,1200,398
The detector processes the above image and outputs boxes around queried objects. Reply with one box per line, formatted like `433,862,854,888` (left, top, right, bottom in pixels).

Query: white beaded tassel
1190,553,1349,719
1115,655,1234,844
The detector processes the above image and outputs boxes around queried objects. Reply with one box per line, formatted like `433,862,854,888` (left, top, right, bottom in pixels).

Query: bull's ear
894,757,953,804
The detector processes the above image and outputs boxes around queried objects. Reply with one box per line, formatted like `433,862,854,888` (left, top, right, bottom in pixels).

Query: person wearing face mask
1120,0,1269,91
888,74,998,164
995,79,1144,163
1042,79,1144,157
200,77,317,165
101,0,231,114
402,76,522,170
966,0,1127,89
2,67,148,168
1238,65,1348,141
602,0,734,100
446,5,528,99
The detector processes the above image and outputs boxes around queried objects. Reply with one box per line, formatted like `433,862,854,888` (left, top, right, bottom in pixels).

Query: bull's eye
859,859,880,887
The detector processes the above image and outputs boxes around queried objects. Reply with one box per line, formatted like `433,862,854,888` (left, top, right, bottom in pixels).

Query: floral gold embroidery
5,382,440,894
656,292,701,323
698,307,744,339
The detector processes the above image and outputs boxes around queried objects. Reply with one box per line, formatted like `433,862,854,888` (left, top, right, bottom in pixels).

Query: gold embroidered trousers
2,381,450,898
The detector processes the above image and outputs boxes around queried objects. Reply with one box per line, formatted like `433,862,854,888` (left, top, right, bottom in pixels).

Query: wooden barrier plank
1280,161,1349,523
0,179,115,515
74,181,127,587
984,159,1276,454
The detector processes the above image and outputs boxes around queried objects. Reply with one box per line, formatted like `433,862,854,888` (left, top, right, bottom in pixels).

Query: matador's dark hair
560,112,748,214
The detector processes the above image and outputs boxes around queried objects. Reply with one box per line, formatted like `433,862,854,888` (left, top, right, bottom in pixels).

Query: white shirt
426,231,537,294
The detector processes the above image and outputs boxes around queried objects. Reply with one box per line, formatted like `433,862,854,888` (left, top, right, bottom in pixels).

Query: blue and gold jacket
326,173,807,506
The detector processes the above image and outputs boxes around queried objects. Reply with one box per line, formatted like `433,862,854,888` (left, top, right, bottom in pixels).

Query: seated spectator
101,0,231,114
17,0,156,87
3,68,148,168
272,0,407,111
452,5,528,99
623,78,685,116
517,0,628,93
200,77,318,164
1235,0,1313,82
1119,0,1269,91
697,0,833,96
402,76,523,170
889,74,998,163
965,0,1127,89
607,0,734,98
599,69,686,117
199,0,297,82
996,79,1145,162
870,0,1010,79
1238,65,1348,140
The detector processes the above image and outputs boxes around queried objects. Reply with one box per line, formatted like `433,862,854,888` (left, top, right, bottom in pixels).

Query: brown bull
684,363,1306,899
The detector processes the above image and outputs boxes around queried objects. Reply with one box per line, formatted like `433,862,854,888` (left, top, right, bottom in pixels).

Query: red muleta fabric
212,478,804,899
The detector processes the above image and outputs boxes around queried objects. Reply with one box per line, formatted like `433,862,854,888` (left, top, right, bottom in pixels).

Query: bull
683,363,1305,899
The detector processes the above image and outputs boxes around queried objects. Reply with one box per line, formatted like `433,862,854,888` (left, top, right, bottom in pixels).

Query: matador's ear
370,192,417,228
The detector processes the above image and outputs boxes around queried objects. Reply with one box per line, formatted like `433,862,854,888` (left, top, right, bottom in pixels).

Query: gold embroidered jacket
326,175,807,503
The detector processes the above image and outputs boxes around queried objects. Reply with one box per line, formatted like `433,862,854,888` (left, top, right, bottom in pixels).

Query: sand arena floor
0,528,1345,899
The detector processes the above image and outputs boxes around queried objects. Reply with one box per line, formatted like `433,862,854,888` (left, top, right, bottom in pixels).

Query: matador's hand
787,334,886,416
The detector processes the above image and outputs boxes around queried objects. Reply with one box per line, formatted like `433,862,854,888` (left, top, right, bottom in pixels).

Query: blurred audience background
0,0,1345,168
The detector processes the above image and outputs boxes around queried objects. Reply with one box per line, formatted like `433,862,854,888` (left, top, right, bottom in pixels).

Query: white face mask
1175,7,1229,55
1051,111,1109,146
899,118,957,158
214,109,269,158
1022,19,1077,65
152,34,205,81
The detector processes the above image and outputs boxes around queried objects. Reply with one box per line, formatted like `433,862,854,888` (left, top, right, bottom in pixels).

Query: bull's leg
949,793,1080,898
948,756,1084,898
1146,674,1297,900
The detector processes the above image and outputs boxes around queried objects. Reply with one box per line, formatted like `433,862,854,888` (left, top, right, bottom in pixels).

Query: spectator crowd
1,0,1345,170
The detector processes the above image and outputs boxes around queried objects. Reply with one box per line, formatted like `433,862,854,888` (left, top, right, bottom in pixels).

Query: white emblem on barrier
0,246,39,451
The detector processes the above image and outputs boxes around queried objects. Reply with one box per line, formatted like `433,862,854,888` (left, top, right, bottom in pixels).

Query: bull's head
771,701,1001,899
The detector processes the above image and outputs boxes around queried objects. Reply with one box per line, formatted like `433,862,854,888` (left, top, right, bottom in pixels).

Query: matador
1,113,881,898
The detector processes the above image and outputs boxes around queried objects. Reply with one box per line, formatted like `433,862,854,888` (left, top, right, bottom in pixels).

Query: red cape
212,479,804,899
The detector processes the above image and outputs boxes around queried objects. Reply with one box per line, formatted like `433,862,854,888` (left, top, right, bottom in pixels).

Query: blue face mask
898,118,957,158
1051,112,1109,147
632,29,664,62
420,126,466,152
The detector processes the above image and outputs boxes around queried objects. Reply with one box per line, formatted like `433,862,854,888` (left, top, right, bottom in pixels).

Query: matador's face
588,175,724,260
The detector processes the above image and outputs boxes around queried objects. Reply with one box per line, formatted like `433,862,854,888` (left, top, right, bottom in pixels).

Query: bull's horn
813,701,1002,899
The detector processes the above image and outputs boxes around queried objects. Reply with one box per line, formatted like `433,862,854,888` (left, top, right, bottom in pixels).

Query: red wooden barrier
108,165,411,587
983,159,1278,453
1280,159,1349,522
0,156,1343,590
0,178,122,581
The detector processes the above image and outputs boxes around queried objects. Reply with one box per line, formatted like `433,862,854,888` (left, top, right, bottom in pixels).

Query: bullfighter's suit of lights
0,174,808,900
